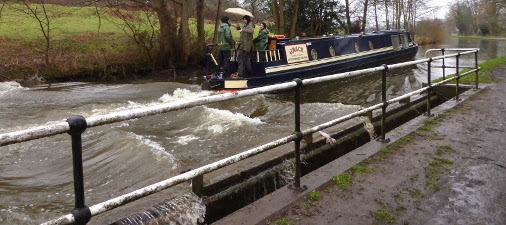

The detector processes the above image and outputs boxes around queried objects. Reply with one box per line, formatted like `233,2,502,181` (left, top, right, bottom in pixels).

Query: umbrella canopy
224,8,254,18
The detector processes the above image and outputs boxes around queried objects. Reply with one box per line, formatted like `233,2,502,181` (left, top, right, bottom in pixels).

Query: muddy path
264,66,506,224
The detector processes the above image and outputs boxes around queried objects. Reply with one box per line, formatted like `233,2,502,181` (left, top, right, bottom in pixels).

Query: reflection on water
0,37,504,224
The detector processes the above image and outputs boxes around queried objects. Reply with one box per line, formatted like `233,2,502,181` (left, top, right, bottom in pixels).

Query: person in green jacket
253,22,269,51
217,16,235,77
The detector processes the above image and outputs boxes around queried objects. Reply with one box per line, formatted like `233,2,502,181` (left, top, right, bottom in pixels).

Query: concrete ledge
214,85,488,225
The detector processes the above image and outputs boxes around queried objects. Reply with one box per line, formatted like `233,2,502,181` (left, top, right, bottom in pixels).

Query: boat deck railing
255,49,282,62
0,48,480,225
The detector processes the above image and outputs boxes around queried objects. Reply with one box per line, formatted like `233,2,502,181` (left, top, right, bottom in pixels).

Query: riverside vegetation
0,2,259,82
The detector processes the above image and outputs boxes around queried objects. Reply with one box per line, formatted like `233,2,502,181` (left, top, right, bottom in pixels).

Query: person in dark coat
216,16,235,77
253,22,269,51
232,15,254,78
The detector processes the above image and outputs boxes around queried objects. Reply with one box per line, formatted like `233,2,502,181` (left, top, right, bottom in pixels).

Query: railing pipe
380,64,389,142
456,52,460,100
426,58,433,116
66,116,91,225
442,48,446,80
1,82,297,146
290,79,305,191
475,51,479,89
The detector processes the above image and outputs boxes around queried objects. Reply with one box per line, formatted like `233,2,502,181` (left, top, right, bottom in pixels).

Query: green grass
0,3,262,40
381,147,390,153
333,172,354,189
425,119,438,125
455,35,506,40
420,126,432,131
351,165,371,173
432,55,506,84
309,190,320,200
272,218,293,225
370,207,396,223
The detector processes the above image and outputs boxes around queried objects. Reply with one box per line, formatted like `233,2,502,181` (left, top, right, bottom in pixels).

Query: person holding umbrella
216,15,235,77
231,15,254,78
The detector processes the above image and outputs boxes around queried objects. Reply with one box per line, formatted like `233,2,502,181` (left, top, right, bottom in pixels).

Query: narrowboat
202,30,418,91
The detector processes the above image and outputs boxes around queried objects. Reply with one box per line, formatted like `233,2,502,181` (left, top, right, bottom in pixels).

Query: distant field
0,3,259,40
0,3,262,81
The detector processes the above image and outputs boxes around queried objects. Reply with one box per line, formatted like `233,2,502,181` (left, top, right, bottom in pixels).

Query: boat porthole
311,49,318,60
329,46,335,57
354,43,360,53
369,41,374,50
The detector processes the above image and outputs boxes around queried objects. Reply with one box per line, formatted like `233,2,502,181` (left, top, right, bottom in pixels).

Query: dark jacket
218,23,235,51
238,23,254,52
253,28,269,51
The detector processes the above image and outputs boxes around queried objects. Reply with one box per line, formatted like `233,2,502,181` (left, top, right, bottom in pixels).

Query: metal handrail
0,48,479,225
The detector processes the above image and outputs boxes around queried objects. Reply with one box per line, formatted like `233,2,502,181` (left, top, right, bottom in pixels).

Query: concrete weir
94,84,474,225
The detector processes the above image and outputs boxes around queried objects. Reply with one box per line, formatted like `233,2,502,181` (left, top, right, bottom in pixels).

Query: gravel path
266,65,506,225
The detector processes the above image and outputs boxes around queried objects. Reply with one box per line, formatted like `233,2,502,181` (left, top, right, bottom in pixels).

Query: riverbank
218,64,506,224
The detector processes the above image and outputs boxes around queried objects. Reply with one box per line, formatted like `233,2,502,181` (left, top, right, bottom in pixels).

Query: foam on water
176,135,199,145
0,81,24,96
195,107,265,135
159,88,213,103
128,132,177,168
89,88,212,117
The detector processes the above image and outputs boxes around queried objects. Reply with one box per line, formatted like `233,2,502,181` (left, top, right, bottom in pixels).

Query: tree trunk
179,0,190,68
196,0,205,61
374,0,378,31
154,0,175,68
288,0,300,38
279,0,285,35
212,0,222,45
385,0,389,30
345,0,351,33
361,0,369,32
271,0,281,34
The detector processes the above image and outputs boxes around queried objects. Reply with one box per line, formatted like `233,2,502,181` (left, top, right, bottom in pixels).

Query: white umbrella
224,8,254,18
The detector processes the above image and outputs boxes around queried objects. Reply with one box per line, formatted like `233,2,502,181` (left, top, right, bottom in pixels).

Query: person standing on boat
232,15,254,78
253,22,269,51
217,15,235,77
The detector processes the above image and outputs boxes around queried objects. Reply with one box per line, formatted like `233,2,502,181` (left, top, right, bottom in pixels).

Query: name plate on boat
284,44,309,64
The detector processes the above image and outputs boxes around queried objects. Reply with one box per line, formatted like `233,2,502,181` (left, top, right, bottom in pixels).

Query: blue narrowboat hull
202,30,418,91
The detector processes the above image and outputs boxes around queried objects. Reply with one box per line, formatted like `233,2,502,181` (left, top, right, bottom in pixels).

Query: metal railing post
289,79,307,191
456,52,461,101
425,58,433,116
475,50,479,89
379,65,390,143
441,48,445,80
67,115,91,225
192,174,204,197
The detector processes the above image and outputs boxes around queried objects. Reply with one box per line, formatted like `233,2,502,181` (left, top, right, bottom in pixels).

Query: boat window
311,49,318,60
354,43,360,53
391,35,400,51
369,41,374,50
329,46,335,57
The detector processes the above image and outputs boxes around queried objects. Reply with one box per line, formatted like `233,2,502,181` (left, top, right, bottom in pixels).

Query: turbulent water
0,38,504,224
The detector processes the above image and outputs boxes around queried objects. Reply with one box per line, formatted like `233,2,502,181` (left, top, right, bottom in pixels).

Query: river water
0,38,504,224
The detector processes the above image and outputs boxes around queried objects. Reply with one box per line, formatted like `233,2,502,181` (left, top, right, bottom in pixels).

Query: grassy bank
432,55,506,84
0,3,259,82
454,35,506,40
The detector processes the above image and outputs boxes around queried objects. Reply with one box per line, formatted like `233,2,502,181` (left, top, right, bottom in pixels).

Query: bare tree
212,0,222,46
196,0,205,60
361,0,369,32
345,0,351,33
0,0,7,19
17,0,69,68
106,2,158,65
288,0,299,37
